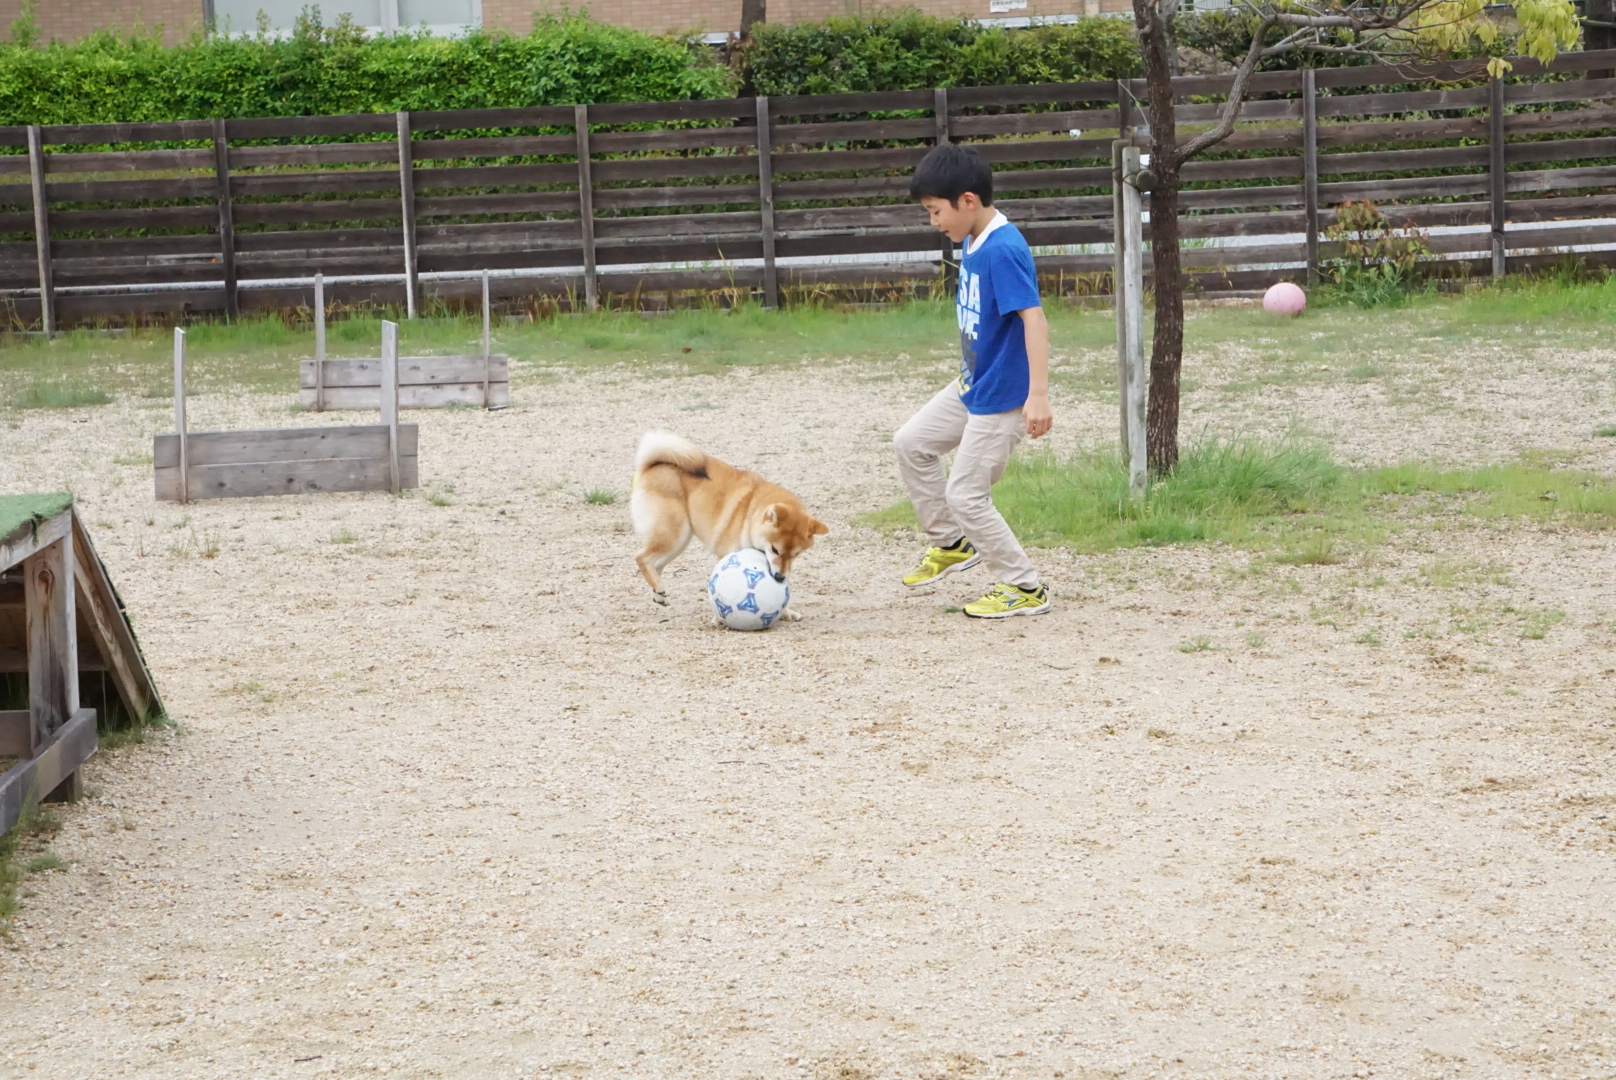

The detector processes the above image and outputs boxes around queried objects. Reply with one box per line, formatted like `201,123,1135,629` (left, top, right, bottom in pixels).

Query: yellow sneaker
902,538,981,588
964,582,1051,619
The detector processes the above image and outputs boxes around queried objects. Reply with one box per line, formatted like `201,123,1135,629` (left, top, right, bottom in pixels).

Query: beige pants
893,381,1039,590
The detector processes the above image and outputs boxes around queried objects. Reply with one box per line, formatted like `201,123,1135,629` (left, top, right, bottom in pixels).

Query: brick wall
1,0,1129,46
0,0,204,44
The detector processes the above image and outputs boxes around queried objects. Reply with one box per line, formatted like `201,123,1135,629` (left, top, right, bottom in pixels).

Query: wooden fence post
1115,143,1147,497
1489,74,1508,278
396,111,418,318
24,528,75,756
173,328,189,505
381,320,400,493
313,272,326,412
1302,68,1320,288
574,103,599,312
212,117,238,321
933,88,955,293
1112,140,1129,460
481,269,492,408
1116,80,1133,137
26,125,53,336
755,96,780,309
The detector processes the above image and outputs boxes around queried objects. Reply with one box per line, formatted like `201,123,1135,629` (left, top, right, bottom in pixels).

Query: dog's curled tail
635,430,709,479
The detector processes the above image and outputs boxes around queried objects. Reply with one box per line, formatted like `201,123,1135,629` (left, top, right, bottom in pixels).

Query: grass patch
0,799,63,932
1595,425,1616,438
584,488,619,505
7,383,114,409
329,528,358,545
1177,635,1217,653
859,438,1616,557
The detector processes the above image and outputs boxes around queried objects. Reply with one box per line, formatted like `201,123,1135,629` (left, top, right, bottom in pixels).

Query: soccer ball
707,549,790,631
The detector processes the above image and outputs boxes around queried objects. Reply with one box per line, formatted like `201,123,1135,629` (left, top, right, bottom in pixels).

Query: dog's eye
770,546,779,555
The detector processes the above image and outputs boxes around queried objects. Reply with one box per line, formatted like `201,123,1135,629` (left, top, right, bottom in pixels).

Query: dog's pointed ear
763,504,779,525
812,518,830,536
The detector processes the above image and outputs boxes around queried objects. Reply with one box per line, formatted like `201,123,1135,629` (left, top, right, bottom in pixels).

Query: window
211,0,482,35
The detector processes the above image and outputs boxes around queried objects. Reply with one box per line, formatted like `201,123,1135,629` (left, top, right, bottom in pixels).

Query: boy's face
920,193,984,243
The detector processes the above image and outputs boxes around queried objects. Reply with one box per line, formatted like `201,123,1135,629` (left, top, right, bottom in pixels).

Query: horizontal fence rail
6,49,1616,326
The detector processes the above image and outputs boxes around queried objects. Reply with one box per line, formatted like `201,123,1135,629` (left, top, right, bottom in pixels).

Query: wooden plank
1506,166,1616,193
233,199,403,226
1314,144,1487,175
1506,104,1616,137
1507,77,1616,106
767,89,934,116
769,118,936,146
413,162,584,189
28,204,218,231
17,176,219,203
1303,68,1320,287
757,96,778,309
0,709,95,838
586,98,754,125
230,143,399,169
299,382,510,410
415,192,582,218
576,104,598,312
1505,136,1616,166
0,712,26,758
228,113,398,139
947,81,1118,108
299,355,509,388
27,126,52,336
0,509,69,578
154,423,419,467
39,148,212,174
950,109,1118,137
232,170,398,197
592,154,760,183
1315,85,1491,119
71,511,160,725
409,105,576,131
481,269,492,408
409,134,581,160
25,531,76,751
39,119,213,145
156,452,419,501
935,88,953,286
1315,116,1487,147
213,118,238,321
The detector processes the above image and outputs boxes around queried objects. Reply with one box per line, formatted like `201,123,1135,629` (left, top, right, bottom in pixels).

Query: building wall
0,0,205,44
489,0,1129,36
0,0,1128,45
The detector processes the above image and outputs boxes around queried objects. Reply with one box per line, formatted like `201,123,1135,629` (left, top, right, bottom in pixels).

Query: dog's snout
773,572,786,583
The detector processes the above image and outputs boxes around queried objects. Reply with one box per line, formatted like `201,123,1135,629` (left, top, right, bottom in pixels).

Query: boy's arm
1018,306,1052,439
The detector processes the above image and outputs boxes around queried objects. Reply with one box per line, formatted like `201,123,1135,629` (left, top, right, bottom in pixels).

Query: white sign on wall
988,0,1030,11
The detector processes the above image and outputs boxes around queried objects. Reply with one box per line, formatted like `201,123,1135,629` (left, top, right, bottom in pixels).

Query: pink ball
1263,281,1307,316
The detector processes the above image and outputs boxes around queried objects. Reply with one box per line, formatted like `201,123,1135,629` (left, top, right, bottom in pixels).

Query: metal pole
396,111,418,318
1302,68,1320,288
574,104,599,312
1489,75,1508,279
313,272,326,412
173,329,189,505
755,96,779,309
27,125,54,336
1120,146,1147,497
381,320,400,494
481,268,492,408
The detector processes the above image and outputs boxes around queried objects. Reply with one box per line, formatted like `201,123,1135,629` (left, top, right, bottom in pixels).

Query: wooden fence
5,48,1616,326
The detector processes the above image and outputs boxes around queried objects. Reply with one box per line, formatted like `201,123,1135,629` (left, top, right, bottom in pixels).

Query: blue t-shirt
956,217,1042,415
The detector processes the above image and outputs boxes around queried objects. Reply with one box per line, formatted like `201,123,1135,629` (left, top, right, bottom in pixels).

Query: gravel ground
1,327,1615,1080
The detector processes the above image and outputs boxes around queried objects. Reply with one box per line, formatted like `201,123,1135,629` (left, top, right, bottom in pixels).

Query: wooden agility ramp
0,496,162,836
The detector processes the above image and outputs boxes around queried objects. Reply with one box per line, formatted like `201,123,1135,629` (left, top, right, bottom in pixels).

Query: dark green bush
0,13,736,126
743,10,1141,96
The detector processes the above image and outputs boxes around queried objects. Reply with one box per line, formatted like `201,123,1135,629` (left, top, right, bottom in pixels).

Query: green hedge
744,11,1141,96
0,14,736,126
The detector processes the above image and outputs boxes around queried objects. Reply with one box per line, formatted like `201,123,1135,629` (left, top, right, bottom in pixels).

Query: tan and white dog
631,431,829,609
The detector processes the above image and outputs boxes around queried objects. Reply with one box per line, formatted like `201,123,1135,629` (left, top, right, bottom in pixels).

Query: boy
894,143,1052,618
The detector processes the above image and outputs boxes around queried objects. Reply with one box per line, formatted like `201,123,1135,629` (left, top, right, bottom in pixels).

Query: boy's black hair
909,143,993,206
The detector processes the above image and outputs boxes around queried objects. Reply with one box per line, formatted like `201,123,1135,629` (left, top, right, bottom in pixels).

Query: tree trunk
1132,0,1185,473
1146,164,1183,473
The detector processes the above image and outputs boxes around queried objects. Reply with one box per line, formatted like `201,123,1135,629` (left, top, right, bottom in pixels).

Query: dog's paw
780,606,804,622
651,590,668,606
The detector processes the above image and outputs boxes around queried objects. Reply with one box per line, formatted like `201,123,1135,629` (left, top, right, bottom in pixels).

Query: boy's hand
1025,392,1053,439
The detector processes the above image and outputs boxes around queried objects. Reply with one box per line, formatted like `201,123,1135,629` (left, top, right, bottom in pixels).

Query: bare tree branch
1173,14,1279,164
